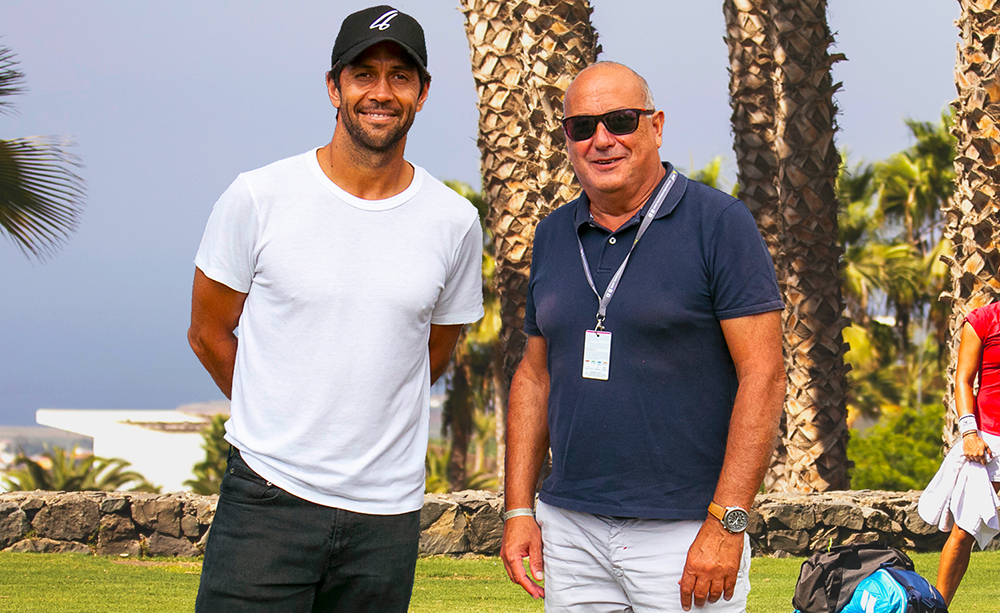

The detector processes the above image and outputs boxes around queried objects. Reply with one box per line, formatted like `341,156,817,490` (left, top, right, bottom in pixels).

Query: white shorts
537,500,751,613
980,431,1000,482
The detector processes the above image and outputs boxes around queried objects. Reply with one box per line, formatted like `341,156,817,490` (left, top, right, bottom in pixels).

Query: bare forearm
188,329,238,399
712,311,785,508
504,340,551,510
712,368,786,508
956,382,976,417
505,411,549,510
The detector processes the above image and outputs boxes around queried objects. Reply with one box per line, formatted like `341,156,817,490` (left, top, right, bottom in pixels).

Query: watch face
723,508,749,533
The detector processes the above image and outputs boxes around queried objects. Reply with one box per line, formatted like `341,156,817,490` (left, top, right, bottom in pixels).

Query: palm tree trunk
769,0,851,492
461,0,600,487
940,0,1000,449
725,0,850,492
443,353,473,491
491,343,508,484
723,0,789,492
724,0,782,255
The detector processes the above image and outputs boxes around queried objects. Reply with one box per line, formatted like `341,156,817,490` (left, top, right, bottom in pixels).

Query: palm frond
837,155,877,205
0,45,26,113
690,156,726,191
0,447,157,493
2,452,53,491
464,469,498,491
0,136,86,260
424,444,451,494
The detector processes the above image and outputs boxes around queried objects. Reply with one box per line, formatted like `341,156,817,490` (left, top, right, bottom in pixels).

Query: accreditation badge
582,330,612,380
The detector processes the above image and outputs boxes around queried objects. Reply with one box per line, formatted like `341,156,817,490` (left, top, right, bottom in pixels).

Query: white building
35,401,229,493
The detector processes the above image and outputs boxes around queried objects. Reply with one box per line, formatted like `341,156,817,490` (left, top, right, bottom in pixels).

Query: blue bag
880,566,948,613
839,565,948,613
839,569,907,613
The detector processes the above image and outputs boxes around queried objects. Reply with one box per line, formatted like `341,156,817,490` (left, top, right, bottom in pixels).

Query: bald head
560,60,666,213
564,62,655,116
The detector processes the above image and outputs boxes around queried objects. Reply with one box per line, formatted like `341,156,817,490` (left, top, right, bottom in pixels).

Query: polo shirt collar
572,162,688,231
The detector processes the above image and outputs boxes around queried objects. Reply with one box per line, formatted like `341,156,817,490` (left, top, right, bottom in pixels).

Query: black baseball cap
331,6,427,71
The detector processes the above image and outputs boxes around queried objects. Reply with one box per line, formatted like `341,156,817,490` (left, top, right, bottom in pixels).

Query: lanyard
577,170,677,331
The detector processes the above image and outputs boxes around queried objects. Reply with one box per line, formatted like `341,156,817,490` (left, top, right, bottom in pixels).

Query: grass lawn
0,550,996,612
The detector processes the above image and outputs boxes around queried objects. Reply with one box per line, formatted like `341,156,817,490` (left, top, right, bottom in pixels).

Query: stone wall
751,491,981,556
0,491,212,557
1,489,996,558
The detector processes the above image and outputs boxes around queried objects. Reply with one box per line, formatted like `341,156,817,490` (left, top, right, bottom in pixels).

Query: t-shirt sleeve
194,175,258,293
965,305,992,340
709,200,783,320
431,216,485,325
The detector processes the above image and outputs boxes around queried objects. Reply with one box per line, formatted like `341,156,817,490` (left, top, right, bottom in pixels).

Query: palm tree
842,321,900,421
424,443,450,494
689,156,731,193
183,414,230,495
471,410,496,475
873,114,956,357
940,1,1000,447
2,447,158,492
0,45,85,260
440,181,501,490
460,0,600,485
723,0,781,259
724,0,790,490
768,0,851,492
442,345,475,489
725,0,850,492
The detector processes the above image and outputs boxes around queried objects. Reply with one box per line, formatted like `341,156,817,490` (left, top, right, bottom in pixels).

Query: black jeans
195,448,420,612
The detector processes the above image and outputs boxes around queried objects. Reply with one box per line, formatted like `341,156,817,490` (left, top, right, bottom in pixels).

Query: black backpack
792,543,916,613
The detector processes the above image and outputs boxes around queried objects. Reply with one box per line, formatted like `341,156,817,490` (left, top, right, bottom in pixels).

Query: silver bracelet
958,413,978,435
502,507,535,521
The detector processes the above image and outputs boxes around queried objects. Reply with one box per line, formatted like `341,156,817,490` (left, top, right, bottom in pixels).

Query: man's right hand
500,516,545,599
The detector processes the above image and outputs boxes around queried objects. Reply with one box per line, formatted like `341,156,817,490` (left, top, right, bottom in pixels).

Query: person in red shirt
935,302,1000,604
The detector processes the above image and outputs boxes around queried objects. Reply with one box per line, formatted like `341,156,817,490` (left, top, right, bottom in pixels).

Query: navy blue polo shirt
524,164,782,520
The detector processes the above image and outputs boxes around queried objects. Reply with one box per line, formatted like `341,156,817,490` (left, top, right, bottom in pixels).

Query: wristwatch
708,501,749,533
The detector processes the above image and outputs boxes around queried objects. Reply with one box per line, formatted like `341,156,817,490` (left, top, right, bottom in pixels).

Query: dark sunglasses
561,108,655,142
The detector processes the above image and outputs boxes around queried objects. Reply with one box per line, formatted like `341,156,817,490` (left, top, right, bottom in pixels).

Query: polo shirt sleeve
523,221,546,337
709,200,783,320
194,174,258,293
431,216,485,325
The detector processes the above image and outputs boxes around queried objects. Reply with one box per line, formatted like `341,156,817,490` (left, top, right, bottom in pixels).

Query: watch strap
707,501,748,533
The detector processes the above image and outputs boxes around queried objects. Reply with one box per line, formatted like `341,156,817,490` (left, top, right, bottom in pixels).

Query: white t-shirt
195,148,484,514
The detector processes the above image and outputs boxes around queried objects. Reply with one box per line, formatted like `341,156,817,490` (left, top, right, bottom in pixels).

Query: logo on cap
369,9,399,31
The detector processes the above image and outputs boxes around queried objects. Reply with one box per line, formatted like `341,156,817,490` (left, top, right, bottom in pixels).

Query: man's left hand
678,519,744,610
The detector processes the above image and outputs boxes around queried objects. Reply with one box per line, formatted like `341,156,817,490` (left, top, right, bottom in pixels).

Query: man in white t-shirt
188,6,484,612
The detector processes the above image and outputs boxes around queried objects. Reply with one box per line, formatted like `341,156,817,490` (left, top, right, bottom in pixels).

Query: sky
1,1,960,426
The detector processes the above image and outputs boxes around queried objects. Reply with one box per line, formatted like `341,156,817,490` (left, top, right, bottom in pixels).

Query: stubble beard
339,104,414,154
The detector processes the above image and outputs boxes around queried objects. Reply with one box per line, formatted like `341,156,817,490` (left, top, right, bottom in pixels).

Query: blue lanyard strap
576,170,678,331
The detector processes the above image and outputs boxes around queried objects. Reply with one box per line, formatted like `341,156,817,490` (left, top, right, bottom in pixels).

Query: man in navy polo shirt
500,62,786,612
